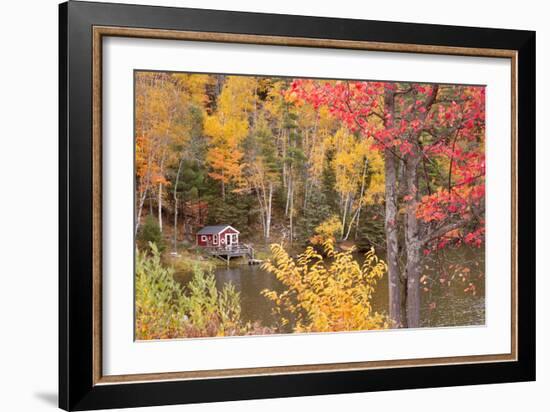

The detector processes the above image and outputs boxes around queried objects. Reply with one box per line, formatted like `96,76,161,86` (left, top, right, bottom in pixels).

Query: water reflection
174,247,485,330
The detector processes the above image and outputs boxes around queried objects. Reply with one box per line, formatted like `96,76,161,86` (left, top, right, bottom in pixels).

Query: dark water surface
175,247,485,330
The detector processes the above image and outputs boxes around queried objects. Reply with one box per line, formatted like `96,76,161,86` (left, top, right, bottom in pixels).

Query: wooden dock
205,244,256,265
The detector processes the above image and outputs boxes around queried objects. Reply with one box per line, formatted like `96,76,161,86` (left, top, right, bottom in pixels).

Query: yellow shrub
262,240,388,333
309,215,342,245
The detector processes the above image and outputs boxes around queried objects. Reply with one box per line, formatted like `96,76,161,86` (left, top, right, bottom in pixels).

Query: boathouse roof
196,225,240,235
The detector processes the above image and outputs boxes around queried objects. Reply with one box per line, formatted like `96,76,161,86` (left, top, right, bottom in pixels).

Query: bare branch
423,220,466,246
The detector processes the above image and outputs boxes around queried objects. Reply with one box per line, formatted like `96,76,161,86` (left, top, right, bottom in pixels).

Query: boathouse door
225,233,238,248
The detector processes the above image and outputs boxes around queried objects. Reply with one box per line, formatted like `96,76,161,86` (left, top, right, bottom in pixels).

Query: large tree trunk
404,85,439,328
384,150,402,327
383,88,403,328
405,240,422,328
404,153,422,328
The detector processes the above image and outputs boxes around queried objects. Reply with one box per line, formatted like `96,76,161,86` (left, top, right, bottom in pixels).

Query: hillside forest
134,71,486,339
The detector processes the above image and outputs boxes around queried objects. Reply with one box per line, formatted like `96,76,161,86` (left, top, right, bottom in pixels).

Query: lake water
175,247,485,330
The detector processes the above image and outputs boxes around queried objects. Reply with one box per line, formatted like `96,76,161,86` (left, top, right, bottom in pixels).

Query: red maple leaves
289,78,486,252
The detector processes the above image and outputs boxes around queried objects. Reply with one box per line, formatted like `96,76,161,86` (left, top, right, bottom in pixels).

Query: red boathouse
196,225,240,248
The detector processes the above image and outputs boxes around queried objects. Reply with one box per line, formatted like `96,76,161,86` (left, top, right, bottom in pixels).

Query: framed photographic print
59,1,535,410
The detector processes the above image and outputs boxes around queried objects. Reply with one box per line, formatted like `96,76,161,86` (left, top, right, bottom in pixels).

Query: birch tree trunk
221,169,226,201
135,143,154,235
288,178,294,244
343,157,368,240
135,185,148,236
282,129,287,189
340,193,349,240
172,157,184,252
158,155,165,233
255,188,267,239
158,182,163,232
266,182,273,240
344,207,360,241
285,175,292,217
251,169,273,242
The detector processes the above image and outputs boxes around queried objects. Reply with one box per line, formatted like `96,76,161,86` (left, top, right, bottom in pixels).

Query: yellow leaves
205,146,245,185
284,90,299,105
151,174,170,186
264,80,287,116
363,149,385,205
217,76,257,117
203,76,258,188
171,73,212,106
332,129,367,192
310,216,342,245
135,72,210,200
328,127,385,208
204,116,249,146
262,242,388,333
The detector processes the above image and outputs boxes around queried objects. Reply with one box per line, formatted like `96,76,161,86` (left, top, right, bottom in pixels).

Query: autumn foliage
290,79,485,250
288,79,485,327
135,243,271,339
262,240,388,333
135,70,486,333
